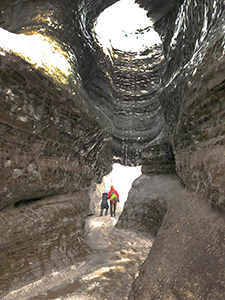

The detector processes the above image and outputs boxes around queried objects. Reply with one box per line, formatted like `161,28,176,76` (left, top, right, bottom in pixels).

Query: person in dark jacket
100,191,109,216
108,185,119,217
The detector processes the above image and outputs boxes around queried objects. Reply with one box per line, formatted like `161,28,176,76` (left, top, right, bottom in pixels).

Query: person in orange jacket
108,185,119,217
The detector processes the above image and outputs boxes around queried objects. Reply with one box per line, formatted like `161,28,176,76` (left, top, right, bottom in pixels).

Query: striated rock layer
0,192,90,292
129,186,225,299
0,0,224,298
124,0,225,299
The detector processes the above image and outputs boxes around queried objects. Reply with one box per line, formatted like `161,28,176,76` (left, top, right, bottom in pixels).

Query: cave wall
138,0,225,209
85,44,165,165
0,51,112,209
0,0,115,293
119,0,225,299
0,0,224,297
0,48,112,293
0,0,118,210
161,0,225,210
0,192,90,292
129,185,225,299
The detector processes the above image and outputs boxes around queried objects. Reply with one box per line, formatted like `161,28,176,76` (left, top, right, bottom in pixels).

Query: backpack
110,191,118,203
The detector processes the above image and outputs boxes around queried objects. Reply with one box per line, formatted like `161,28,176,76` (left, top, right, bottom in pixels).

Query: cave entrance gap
93,0,161,53
90,163,141,216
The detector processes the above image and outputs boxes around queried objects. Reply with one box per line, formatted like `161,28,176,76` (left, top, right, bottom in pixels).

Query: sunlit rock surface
0,0,224,298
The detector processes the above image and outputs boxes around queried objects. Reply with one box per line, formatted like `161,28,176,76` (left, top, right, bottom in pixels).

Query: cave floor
3,212,153,300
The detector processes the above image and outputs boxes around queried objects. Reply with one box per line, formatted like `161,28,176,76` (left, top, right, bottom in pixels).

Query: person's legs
113,203,116,216
110,202,113,216
105,208,108,216
100,209,103,216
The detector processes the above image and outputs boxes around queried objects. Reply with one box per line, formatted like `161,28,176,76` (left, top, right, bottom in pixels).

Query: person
100,191,109,216
108,185,119,217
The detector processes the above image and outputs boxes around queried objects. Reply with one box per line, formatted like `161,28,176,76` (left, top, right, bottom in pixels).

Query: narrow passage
3,213,152,300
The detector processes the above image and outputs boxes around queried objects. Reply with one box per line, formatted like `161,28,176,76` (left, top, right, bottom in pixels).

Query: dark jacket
101,193,109,209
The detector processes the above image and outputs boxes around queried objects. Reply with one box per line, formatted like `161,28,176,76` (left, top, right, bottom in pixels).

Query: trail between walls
3,213,153,300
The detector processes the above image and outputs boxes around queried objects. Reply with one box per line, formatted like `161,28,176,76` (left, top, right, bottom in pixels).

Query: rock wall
0,51,110,210
85,45,165,164
137,0,225,209
0,0,114,292
117,174,182,237
0,192,90,292
161,0,225,210
129,187,225,299
118,0,225,298
0,0,224,297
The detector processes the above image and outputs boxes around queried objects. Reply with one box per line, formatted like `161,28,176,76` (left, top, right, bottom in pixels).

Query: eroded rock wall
0,192,90,292
0,0,116,210
0,0,224,297
0,52,109,210
0,0,114,293
129,187,225,299
85,44,165,164
124,0,225,299
116,174,182,236
159,0,225,209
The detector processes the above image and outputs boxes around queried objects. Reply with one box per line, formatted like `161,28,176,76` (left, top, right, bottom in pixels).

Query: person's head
110,185,114,189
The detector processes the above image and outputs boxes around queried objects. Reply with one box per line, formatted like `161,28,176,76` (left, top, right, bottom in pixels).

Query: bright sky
94,0,161,52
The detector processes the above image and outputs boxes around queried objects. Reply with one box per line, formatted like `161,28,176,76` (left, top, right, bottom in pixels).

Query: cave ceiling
0,0,176,165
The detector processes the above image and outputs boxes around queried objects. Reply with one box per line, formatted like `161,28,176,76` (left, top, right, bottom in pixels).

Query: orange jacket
108,188,119,202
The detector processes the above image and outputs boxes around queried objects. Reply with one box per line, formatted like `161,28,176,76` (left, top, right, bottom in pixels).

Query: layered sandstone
0,0,224,298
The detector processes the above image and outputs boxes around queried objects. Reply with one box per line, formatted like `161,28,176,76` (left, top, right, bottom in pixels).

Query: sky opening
94,0,161,52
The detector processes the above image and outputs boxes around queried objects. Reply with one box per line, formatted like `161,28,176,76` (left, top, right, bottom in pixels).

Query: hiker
100,191,109,216
108,186,119,217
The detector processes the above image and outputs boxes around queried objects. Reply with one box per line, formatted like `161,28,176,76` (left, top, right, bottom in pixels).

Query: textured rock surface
129,189,225,299
141,129,175,174
0,0,224,298
126,0,225,298
0,51,111,210
85,44,165,165
117,174,182,236
0,192,90,292
158,0,225,209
